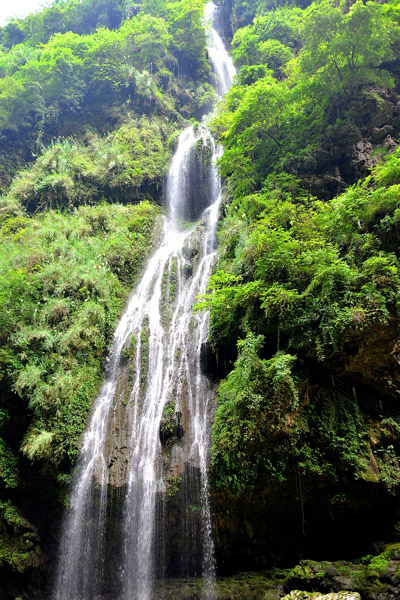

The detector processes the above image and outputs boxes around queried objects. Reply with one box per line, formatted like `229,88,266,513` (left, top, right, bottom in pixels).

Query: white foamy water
204,2,235,97
53,4,235,599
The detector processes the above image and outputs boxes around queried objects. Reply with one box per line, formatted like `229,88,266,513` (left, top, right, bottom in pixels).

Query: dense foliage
0,0,213,582
193,0,400,565
5,119,176,212
1,0,400,587
201,158,400,490
0,199,161,581
214,0,399,197
0,200,160,466
0,0,214,190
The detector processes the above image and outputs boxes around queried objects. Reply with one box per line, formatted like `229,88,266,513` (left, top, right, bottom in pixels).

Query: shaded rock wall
297,89,400,199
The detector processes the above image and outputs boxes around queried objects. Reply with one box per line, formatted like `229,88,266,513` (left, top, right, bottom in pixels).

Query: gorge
1,0,400,598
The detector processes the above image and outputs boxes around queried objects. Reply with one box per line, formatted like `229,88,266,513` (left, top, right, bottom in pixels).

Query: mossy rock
281,593,361,600
0,501,42,574
284,547,400,600
285,561,339,591
375,542,400,561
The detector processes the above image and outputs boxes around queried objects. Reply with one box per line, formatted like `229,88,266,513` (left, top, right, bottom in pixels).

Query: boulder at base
282,592,361,600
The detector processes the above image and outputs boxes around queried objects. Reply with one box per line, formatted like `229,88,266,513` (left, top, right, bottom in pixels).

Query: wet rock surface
282,593,361,600
283,545,400,600
5,545,400,600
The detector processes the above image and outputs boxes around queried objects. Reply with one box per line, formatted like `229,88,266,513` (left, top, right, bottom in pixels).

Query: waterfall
204,2,235,97
53,3,234,599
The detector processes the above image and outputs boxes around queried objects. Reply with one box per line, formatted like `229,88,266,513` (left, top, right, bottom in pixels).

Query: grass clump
0,200,160,466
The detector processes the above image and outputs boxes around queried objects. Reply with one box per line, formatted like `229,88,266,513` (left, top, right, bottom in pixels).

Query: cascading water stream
54,4,234,599
204,3,235,98
121,123,222,595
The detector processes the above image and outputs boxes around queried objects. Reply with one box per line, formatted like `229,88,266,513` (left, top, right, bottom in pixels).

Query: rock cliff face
211,355,400,572
204,54,400,582
296,89,400,199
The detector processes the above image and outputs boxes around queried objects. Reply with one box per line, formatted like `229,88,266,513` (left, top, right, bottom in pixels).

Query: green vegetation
0,199,160,584
214,0,398,196
193,0,400,568
199,141,400,498
0,500,42,574
6,120,176,211
283,544,400,598
0,0,212,189
166,474,182,498
0,200,159,466
201,163,400,362
211,332,298,490
160,401,176,441
0,0,125,48
1,0,400,589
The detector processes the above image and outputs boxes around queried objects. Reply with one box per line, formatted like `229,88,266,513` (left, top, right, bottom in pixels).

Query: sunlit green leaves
122,14,171,70
0,0,209,147
214,0,399,199
6,117,175,212
298,0,397,102
0,200,160,463
207,149,400,363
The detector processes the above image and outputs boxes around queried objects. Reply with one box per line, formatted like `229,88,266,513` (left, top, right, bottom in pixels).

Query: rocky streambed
3,544,399,600
150,542,400,600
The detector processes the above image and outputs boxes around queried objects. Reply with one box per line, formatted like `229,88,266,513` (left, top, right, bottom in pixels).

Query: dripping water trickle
53,3,235,599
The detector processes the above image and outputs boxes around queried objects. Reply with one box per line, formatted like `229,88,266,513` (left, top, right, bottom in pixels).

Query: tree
122,13,171,71
1,21,24,48
168,0,208,76
214,75,295,193
298,0,397,104
232,7,298,67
